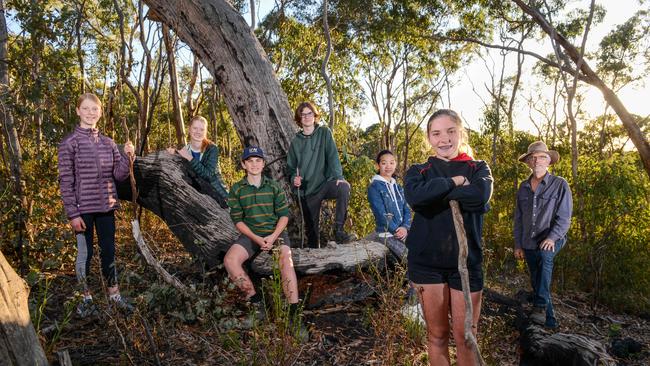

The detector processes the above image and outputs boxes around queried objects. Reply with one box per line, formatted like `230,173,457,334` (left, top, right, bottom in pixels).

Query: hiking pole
449,200,485,366
296,168,305,249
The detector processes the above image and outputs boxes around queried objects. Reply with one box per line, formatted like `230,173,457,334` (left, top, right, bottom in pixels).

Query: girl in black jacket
404,109,493,366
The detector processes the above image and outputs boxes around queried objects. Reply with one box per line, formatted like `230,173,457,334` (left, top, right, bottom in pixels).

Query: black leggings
77,211,118,287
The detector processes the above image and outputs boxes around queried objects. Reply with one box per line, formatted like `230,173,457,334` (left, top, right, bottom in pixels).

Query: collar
525,171,552,187
240,175,270,188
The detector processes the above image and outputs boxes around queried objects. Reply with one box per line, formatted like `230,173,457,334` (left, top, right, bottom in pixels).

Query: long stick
449,200,485,366
296,168,305,248
121,117,194,298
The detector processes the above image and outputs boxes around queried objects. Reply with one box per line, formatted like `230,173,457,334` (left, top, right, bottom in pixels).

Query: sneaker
76,298,99,318
110,295,135,315
249,300,266,322
529,307,546,325
335,231,357,244
401,302,425,325
289,316,309,342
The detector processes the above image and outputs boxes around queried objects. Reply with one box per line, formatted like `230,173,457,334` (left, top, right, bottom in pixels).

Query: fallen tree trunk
121,152,391,274
122,151,238,267
484,289,616,366
0,250,48,366
251,240,389,276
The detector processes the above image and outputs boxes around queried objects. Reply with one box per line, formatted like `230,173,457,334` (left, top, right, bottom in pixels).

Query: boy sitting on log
223,146,302,322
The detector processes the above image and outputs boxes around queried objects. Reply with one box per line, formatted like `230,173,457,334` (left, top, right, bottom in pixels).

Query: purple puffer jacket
57,126,130,219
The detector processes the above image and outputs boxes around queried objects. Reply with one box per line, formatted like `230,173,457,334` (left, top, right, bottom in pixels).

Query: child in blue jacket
367,150,411,259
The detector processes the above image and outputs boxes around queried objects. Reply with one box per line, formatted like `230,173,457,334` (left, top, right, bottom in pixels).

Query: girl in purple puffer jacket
58,93,135,317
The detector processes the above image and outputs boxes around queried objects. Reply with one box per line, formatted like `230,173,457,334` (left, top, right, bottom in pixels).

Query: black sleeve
444,161,493,212
404,163,455,211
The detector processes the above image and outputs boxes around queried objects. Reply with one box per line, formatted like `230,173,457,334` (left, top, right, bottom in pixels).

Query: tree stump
0,250,48,366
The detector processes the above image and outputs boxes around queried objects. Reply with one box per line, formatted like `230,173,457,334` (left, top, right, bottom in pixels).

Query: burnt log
0,250,48,366
484,289,616,366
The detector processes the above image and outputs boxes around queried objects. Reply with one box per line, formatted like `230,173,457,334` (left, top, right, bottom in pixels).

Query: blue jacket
367,175,411,234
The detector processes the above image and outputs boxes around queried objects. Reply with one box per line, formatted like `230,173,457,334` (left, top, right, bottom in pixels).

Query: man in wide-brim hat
513,141,573,329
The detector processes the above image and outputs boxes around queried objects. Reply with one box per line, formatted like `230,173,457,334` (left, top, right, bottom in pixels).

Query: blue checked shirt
514,172,573,250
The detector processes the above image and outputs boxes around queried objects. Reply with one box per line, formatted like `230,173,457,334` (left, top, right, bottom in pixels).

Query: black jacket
404,157,493,270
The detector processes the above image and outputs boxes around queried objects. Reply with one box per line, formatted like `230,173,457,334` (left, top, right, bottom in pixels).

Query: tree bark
321,0,334,128
126,152,237,267
162,24,186,147
142,0,296,194
0,0,28,274
0,250,48,366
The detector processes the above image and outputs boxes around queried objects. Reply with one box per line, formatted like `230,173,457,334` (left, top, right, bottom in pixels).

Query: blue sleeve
444,161,493,212
404,164,455,209
547,179,573,241
367,183,389,233
398,184,411,230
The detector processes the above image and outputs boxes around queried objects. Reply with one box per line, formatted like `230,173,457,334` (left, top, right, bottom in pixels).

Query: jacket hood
295,123,322,139
371,174,396,184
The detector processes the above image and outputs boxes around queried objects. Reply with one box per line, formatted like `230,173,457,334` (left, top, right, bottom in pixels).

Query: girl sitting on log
167,115,229,207
367,149,411,260
57,93,135,317
404,109,493,366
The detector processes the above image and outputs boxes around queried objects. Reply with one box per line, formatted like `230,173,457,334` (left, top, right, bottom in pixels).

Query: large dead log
0,250,48,366
125,153,391,273
251,240,390,276
127,151,238,267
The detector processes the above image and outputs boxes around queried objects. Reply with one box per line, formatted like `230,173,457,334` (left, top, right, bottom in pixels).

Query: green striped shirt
228,175,290,236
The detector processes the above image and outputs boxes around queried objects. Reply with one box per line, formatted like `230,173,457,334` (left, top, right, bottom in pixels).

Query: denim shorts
233,231,291,258
408,264,484,292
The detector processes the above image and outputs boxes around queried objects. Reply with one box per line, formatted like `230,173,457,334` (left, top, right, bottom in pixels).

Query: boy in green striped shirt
223,146,300,314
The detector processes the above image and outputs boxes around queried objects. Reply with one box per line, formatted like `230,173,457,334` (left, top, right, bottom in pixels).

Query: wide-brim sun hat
518,141,560,165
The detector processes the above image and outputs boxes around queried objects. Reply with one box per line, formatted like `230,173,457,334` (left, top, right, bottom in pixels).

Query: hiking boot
529,307,546,325
110,295,135,315
76,298,99,318
335,231,357,244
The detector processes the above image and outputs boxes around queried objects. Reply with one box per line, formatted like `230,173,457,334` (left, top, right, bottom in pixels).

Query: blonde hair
77,93,103,111
426,109,473,157
188,115,213,152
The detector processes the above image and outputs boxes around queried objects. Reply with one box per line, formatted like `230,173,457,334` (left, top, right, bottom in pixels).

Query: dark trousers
79,211,118,287
301,180,350,248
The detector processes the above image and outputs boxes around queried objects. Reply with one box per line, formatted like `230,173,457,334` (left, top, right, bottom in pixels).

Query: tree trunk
0,0,28,274
0,250,48,366
122,152,389,271
126,152,237,267
142,0,296,194
514,0,650,179
162,24,186,147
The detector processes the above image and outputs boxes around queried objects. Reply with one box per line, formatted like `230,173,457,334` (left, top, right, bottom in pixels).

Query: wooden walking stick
449,200,486,366
120,118,195,299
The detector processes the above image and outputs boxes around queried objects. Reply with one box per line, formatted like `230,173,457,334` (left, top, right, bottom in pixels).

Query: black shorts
408,263,484,292
233,231,291,258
